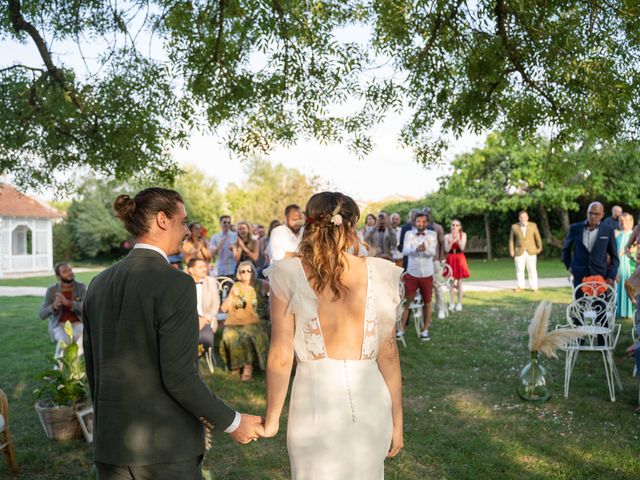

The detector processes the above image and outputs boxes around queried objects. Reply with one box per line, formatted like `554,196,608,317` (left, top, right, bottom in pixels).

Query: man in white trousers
509,211,543,292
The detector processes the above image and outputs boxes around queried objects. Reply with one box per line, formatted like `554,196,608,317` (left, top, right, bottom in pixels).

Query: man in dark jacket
562,201,619,288
83,188,261,480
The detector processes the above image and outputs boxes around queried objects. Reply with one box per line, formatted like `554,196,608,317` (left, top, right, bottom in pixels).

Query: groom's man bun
113,187,184,237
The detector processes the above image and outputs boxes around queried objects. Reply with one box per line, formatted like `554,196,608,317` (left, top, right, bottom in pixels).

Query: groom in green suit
83,188,262,479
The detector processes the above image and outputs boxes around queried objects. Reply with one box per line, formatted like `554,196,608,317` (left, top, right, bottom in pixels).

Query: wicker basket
35,401,83,440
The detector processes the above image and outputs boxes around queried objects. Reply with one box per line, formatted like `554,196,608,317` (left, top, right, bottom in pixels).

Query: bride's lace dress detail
265,257,402,480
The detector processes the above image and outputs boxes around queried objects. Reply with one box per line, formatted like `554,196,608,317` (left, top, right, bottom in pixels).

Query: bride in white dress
260,192,404,479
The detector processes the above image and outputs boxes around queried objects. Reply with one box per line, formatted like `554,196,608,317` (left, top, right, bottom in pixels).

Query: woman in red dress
445,219,470,311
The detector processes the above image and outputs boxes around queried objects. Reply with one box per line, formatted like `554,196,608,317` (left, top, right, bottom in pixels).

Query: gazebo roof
0,184,62,219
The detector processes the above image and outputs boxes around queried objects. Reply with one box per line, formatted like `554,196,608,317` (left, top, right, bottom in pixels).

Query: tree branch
0,64,45,74
494,0,561,115
8,0,84,111
214,0,226,64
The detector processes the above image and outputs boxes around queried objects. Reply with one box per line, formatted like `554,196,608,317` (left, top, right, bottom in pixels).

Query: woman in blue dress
615,212,636,318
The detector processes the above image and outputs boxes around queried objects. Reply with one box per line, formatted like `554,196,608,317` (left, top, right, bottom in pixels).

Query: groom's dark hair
113,187,184,237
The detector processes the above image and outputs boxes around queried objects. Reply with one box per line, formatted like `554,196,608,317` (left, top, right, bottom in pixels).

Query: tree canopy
2,1,640,189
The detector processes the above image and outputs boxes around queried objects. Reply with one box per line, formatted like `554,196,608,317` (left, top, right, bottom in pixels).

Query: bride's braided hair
298,192,361,300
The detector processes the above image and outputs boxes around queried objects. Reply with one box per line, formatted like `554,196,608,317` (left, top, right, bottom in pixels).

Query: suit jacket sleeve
561,228,574,270
509,226,516,256
158,275,236,430
606,230,620,281
82,284,95,404
533,224,543,254
39,286,55,319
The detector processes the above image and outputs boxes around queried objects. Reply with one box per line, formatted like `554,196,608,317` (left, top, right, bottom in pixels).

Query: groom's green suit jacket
83,248,236,465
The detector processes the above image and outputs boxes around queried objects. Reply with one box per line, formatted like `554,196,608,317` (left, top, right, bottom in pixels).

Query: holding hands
230,413,264,444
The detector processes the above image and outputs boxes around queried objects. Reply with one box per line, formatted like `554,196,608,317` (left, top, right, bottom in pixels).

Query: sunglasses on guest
238,269,253,274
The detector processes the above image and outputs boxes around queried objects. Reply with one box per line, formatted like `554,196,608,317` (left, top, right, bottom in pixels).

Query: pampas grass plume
528,300,586,358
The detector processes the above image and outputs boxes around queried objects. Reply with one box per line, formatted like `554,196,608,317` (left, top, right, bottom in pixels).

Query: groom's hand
229,413,262,444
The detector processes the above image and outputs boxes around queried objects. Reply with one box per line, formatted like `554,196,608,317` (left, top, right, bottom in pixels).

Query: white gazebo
0,184,62,278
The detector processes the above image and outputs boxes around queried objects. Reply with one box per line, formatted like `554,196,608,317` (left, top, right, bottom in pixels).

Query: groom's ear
156,211,169,231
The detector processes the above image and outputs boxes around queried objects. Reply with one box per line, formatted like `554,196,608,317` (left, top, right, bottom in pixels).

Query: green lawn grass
1,291,639,479
467,257,568,281
0,258,569,288
0,271,101,288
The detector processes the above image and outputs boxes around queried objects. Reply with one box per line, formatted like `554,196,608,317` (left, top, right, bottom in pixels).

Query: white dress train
265,257,403,480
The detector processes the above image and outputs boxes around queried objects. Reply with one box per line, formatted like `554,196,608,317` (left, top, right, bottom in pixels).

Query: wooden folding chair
0,389,18,474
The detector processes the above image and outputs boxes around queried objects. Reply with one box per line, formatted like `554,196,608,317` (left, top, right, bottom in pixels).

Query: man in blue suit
562,201,619,288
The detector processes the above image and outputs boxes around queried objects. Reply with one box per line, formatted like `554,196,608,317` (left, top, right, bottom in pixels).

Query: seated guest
186,258,220,355
39,263,87,357
219,261,269,381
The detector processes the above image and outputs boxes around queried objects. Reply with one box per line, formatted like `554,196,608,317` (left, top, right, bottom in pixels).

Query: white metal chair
436,262,453,317
200,276,235,374
411,291,424,338
396,280,407,348
557,281,621,401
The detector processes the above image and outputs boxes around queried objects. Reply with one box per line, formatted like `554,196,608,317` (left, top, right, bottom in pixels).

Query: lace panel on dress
302,316,326,360
361,261,378,360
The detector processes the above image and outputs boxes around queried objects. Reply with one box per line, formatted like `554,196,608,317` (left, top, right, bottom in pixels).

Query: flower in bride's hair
330,203,343,226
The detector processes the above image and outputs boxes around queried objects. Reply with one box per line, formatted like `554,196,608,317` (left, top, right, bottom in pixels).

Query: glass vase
517,351,551,403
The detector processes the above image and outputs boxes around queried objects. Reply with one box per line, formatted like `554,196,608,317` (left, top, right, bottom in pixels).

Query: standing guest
255,224,269,278
389,212,404,267
360,213,377,238
39,263,86,357
625,218,640,264
399,213,438,341
445,219,470,311
267,205,304,264
509,211,543,292
424,207,447,319
182,222,212,267
398,209,420,270
364,212,397,261
187,257,220,355
562,201,619,288
603,205,623,231
219,261,270,381
210,215,238,276
616,212,636,318
233,221,260,265
261,220,282,271
84,188,263,480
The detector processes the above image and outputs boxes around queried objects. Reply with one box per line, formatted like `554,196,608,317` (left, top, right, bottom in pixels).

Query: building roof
0,184,62,219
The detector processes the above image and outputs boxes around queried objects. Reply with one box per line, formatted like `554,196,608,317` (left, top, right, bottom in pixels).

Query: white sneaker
438,310,446,319
420,331,431,341
448,303,455,311
455,303,462,312
396,330,405,339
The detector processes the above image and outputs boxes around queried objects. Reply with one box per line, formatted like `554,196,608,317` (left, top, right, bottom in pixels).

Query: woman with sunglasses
219,260,270,381
445,219,470,311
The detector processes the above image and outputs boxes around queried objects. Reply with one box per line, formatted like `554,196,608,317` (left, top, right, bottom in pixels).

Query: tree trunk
484,213,493,260
538,205,564,248
559,208,571,234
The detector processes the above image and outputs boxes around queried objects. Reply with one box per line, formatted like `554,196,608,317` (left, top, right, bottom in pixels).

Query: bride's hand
387,427,404,458
256,418,279,438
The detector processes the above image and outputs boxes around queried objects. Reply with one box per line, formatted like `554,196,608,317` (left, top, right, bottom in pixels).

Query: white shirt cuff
224,411,241,433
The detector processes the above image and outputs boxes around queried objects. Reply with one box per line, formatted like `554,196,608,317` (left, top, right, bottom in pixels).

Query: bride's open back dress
266,256,402,480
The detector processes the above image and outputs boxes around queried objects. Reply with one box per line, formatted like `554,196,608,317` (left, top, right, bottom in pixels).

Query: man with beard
39,263,87,357
267,204,304,263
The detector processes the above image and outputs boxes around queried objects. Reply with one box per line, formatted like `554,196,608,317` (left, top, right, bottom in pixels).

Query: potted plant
34,321,89,440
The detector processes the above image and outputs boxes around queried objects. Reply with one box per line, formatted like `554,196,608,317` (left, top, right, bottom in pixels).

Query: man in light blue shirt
210,215,238,276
